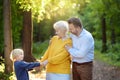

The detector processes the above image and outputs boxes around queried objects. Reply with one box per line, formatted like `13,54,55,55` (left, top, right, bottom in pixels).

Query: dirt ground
93,60,120,80
29,60,120,80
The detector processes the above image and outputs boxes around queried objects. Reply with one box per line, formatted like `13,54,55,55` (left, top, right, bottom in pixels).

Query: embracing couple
41,17,94,80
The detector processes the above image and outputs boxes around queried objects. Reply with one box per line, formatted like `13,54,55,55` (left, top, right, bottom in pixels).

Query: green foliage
79,0,120,41
95,50,120,67
0,0,22,57
94,40,102,51
0,71,15,80
106,43,120,61
16,0,79,22
11,0,23,48
33,20,53,42
95,40,120,67
78,0,102,39
0,72,13,80
32,40,49,59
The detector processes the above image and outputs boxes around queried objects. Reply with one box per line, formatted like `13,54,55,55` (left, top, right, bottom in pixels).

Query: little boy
10,48,41,80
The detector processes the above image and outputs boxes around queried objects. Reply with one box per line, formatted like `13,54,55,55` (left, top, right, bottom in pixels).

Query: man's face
69,23,78,35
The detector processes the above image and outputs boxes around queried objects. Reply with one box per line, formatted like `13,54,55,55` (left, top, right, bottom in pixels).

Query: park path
29,60,120,80
93,60,120,80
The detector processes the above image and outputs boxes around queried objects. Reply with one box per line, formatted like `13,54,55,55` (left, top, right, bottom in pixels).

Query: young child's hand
34,66,40,72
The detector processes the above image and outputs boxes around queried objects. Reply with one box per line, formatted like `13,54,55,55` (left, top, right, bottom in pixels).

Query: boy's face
17,53,24,61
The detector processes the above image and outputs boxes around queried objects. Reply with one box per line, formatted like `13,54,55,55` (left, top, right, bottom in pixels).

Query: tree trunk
3,0,13,73
111,27,116,44
101,14,107,52
22,10,36,62
110,17,116,44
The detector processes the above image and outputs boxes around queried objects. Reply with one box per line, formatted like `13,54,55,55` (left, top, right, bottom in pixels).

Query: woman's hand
41,60,48,66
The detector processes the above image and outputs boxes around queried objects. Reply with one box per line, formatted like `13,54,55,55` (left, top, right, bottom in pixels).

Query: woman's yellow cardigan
41,36,72,74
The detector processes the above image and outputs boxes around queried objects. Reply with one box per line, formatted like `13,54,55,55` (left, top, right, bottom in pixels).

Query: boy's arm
19,61,40,70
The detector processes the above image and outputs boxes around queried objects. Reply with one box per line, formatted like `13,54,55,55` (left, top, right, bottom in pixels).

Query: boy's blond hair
10,49,24,61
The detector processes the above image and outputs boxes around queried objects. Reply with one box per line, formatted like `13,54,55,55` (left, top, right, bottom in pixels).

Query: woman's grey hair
53,21,69,33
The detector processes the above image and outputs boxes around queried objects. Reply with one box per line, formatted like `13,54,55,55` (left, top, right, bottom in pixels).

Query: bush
94,40,102,51
106,43,120,62
0,57,15,80
95,40,120,66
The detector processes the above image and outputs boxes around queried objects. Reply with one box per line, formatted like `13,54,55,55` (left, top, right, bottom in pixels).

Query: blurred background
0,0,120,79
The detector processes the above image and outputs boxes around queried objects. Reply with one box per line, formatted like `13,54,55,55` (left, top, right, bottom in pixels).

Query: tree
81,0,120,52
101,14,107,52
22,10,36,62
0,0,4,57
3,0,13,73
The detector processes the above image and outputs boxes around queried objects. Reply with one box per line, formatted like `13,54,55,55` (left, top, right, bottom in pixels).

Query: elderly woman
41,21,72,80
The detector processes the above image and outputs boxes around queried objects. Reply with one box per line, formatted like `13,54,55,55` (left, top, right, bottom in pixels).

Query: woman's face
55,28,66,38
